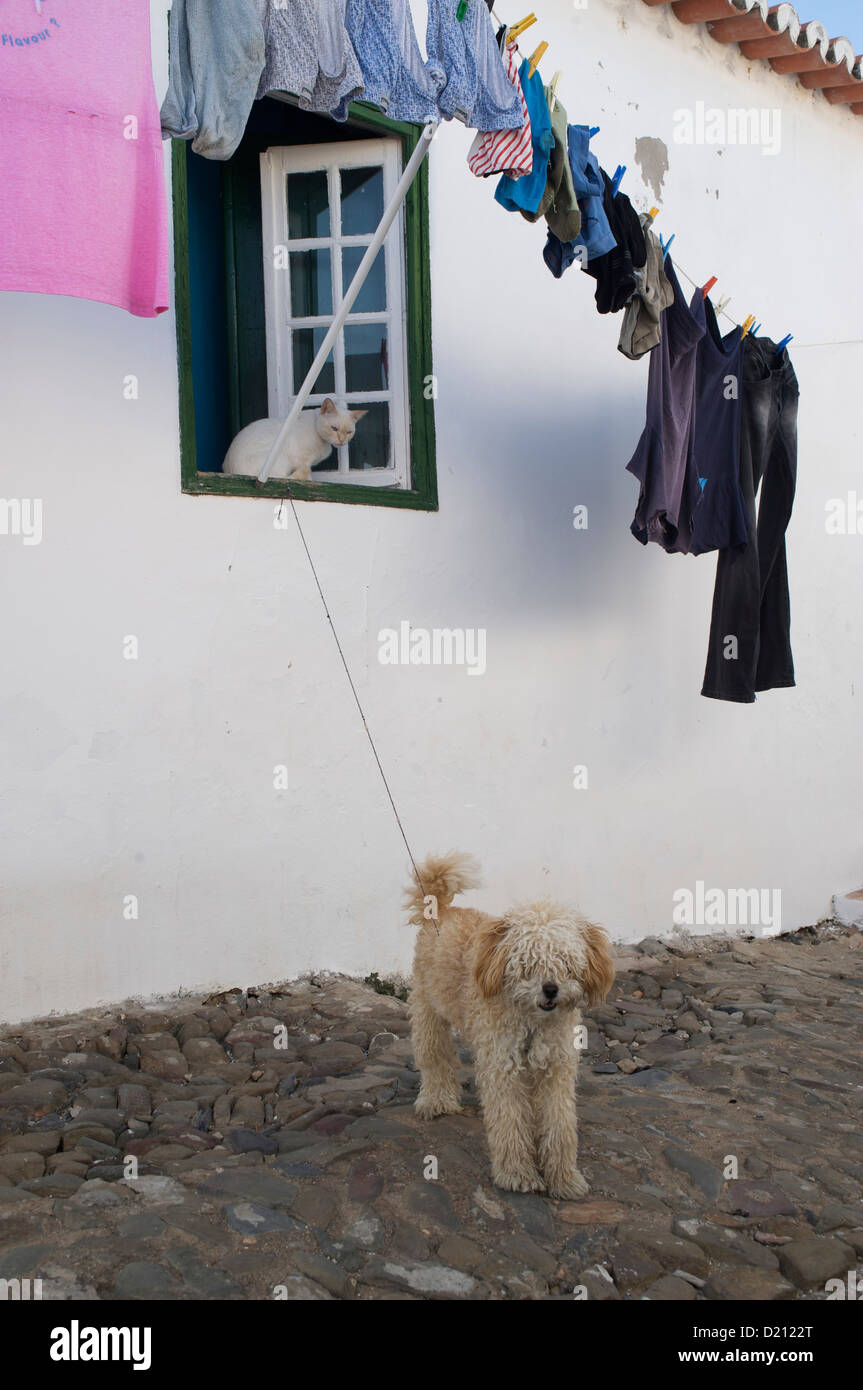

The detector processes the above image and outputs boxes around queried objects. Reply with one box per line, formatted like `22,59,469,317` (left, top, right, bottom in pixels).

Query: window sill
183,471,438,511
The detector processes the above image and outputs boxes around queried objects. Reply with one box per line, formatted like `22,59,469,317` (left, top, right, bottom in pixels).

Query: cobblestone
1,925,862,1299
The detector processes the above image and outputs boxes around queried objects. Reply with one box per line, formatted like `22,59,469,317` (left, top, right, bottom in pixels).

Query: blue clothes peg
589,125,600,139
611,164,626,196
751,323,762,338
775,334,793,357
659,232,675,261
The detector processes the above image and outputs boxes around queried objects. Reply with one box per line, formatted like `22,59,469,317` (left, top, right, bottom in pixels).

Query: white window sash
260,138,410,488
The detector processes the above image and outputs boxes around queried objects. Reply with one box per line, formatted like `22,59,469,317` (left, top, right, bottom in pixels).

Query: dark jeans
702,337,799,703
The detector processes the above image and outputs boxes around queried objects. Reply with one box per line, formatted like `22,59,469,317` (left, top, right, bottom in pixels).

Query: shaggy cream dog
405,853,614,1199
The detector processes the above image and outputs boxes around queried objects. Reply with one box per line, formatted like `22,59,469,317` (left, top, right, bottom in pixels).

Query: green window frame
172,100,437,511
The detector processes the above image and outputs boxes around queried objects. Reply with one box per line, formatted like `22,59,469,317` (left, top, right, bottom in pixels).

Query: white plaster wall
1,0,861,1023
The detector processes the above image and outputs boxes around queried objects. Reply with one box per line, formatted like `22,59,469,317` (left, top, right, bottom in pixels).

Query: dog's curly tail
403,852,482,926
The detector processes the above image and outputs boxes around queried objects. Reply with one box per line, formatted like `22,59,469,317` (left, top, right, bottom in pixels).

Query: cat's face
316,398,368,448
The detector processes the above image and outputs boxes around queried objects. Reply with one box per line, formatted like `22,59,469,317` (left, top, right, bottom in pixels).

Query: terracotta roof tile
639,0,863,116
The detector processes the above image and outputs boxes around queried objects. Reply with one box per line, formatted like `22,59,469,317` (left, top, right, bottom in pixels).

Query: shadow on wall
410,373,666,628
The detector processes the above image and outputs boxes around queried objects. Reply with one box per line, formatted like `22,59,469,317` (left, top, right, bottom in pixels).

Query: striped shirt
467,44,533,179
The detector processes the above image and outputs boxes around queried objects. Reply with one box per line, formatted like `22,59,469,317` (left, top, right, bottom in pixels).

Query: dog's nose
542,982,558,1001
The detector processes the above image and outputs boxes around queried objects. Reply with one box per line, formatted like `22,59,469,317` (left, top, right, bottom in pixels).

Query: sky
800,0,862,49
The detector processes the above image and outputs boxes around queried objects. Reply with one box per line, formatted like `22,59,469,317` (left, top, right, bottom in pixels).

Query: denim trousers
702,337,799,703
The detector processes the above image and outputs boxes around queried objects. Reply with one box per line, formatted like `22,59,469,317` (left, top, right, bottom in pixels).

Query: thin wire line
276,485,437,931
673,259,861,347
790,339,863,349
674,260,740,328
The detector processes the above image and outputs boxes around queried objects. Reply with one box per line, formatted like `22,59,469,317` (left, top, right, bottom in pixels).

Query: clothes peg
741,315,756,339
548,71,563,111
659,232,675,261
751,322,762,338
647,207,660,223
702,277,718,300
456,0,469,18
775,334,793,357
610,165,626,196
716,296,731,315
507,13,537,45
589,126,600,139
527,41,548,78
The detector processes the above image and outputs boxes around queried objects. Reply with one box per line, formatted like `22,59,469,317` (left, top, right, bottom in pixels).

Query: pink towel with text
0,0,169,317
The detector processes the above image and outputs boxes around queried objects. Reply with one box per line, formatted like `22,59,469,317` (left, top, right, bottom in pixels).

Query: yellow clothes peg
548,70,563,111
527,41,548,78
741,315,756,339
507,13,537,45
647,206,660,223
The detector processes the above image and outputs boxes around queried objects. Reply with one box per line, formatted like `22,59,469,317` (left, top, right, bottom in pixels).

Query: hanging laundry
1,0,169,317
688,295,748,556
161,0,266,161
467,42,532,179
543,231,580,280
345,0,444,126
702,339,799,702
519,91,582,243
426,0,522,130
259,1,364,123
494,61,553,217
582,171,647,314
626,257,705,553
567,127,617,263
543,126,617,280
617,216,674,360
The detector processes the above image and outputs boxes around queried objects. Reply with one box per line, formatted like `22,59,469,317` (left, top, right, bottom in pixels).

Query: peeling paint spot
633,136,669,204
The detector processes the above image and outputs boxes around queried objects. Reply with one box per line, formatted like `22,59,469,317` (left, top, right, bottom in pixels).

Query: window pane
342,246,386,313
290,250,332,318
340,166,384,235
345,323,388,392
292,330,335,394
348,403,390,470
287,171,330,239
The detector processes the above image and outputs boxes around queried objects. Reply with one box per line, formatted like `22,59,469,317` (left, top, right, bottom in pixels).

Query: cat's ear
320,398,337,416
350,409,369,420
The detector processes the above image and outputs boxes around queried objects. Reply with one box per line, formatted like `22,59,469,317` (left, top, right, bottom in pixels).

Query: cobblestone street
1,923,862,1301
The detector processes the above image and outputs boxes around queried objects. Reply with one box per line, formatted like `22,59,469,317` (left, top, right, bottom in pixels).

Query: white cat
222,398,368,481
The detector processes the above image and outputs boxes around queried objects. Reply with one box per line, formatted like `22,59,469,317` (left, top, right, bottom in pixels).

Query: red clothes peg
702,277,718,299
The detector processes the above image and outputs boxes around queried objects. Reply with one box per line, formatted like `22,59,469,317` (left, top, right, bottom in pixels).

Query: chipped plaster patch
634,136,669,203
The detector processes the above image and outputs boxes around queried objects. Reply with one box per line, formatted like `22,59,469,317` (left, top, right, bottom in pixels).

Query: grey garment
618,220,675,361
520,93,582,243
160,0,266,161
257,0,364,122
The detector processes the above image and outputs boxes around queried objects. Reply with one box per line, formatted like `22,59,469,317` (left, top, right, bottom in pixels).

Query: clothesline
784,339,863,349
671,260,858,348
674,260,748,332
489,5,793,344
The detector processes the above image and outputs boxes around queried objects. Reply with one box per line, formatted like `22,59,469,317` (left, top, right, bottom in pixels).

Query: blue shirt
494,62,553,216
567,126,617,261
